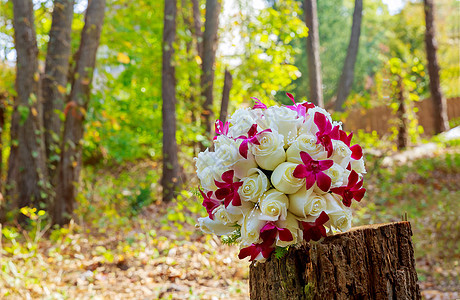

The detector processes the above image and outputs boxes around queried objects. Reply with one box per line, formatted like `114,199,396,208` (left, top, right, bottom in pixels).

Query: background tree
161,0,182,202
303,0,324,107
335,0,363,112
424,0,449,133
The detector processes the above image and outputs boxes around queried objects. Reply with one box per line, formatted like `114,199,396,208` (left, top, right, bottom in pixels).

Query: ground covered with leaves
1,141,459,299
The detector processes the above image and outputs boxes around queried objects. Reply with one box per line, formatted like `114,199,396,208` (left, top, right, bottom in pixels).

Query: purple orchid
214,170,243,207
259,222,294,243
301,211,329,242
236,124,271,159
293,151,334,192
330,170,366,207
214,120,230,140
314,112,340,157
251,97,268,109
199,188,222,220
285,92,315,118
339,130,363,160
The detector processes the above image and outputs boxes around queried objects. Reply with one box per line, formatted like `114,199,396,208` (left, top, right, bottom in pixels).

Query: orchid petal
251,97,268,109
315,211,330,226
353,188,366,202
318,159,334,171
299,151,313,165
215,188,231,200
278,228,294,242
221,170,235,183
293,165,308,179
305,173,316,190
314,112,328,133
238,139,249,159
350,144,363,160
286,92,296,104
316,172,332,192
247,124,258,138
347,170,359,188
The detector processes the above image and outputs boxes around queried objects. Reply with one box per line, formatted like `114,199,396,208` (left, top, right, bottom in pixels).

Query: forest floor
1,138,459,299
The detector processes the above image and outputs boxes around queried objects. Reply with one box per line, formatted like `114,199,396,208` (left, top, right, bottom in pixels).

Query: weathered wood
249,221,421,300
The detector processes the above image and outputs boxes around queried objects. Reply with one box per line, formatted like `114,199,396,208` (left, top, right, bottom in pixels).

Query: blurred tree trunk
5,0,49,218
42,0,74,180
54,0,105,225
304,0,323,107
219,69,232,124
0,93,5,194
424,0,449,134
161,0,182,202
200,0,221,147
396,76,408,150
335,0,363,112
191,0,203,58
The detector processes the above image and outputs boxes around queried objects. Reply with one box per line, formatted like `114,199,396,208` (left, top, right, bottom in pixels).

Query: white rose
252,131,286,170
324,163,346,188
325,193,352,232
241,209,266,246
275,212,302,247
351,157,366,174
197,165,227,191
195,149,220,174
263,106,300,147
232,151,258,179
228,108,265,138
271,162,305,194
259,189,289,221
300,108,332,135
212,205,241,225
197,216,236,236
288,186,327,218
331,140,352,169
214,136,241,167
239,168,270,203
286,134,327,163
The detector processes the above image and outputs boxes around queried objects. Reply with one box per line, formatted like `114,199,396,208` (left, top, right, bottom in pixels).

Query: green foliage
274,245,289,259
221,225,241,245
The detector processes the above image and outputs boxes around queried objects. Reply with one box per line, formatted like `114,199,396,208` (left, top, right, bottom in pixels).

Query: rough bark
42,0,74,179
161,0,182,202
304,0,324,107
250,221,421,300
219,69,232,124
424,0,449,134
200,0,221,145
54,0,105,225
335,0,363,112
6,0,49,214
396,76,408,150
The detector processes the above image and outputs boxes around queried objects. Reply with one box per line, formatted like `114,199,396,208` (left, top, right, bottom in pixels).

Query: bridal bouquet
195,93,366,262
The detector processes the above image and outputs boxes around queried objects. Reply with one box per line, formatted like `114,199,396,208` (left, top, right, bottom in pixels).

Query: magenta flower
214,120,230,140
293,151,334,192
339,130,363,160
259,222,294,243
301,211,329,242
199,188,222,220
238,240,275,261
330,170,366,207
251,97,268,109
236,124,271,159
314,112,340,157
214,170,243,207
284,92,315,118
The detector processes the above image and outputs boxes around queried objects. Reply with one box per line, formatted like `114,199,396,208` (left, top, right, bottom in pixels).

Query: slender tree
6,0,49,216
335,0,363,112
200,0,221,143
304,0,324,107
424,0,449,133
42,0,74,179
191,0,203,58
161,0,182,202
54,0,106,225
219,69,232,124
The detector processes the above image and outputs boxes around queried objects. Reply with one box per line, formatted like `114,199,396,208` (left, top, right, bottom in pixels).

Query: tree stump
249,221,421,300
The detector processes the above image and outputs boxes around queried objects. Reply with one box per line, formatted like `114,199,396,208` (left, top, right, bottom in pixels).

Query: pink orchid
214,120,230,140
251,97,268,109
339,130,363,160
236,124,271,159
199,188,222,220
259,222,294,243
314,112,340,157
214,170,243,207
301,211,329,242
330,170,366,207
285,92,315,118
238,240,275,261
293,151,334,192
